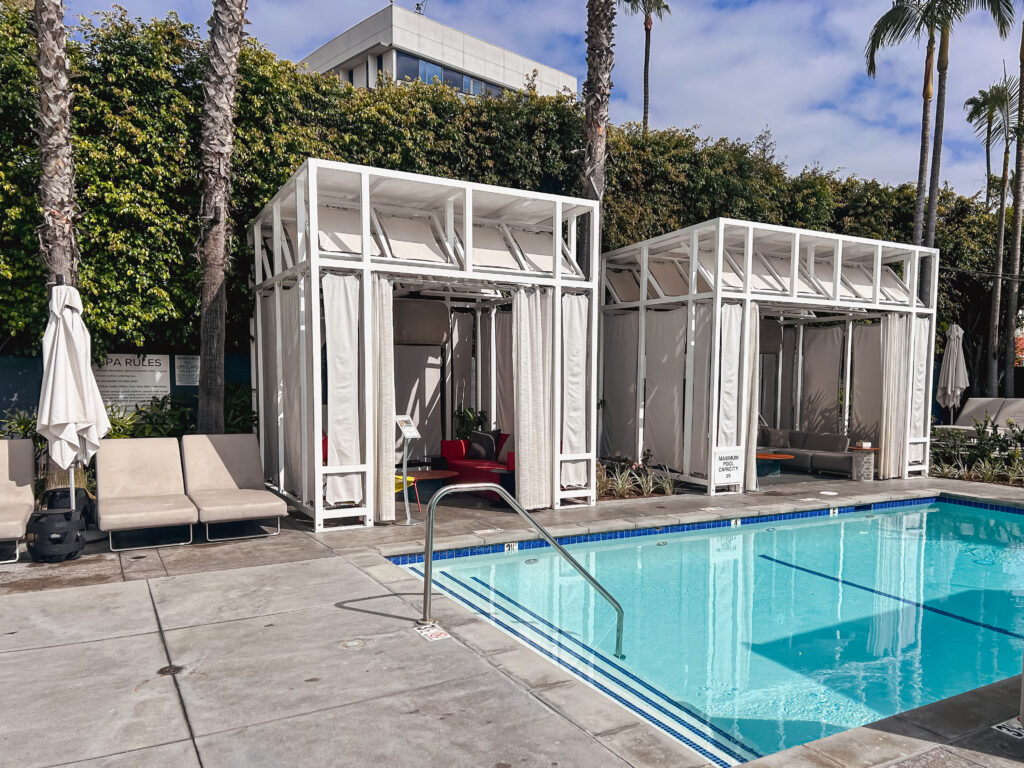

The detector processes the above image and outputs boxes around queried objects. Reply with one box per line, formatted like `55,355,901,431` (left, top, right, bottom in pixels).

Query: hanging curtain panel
800,326,843,433
744,304,760,491
280,281,305,499
495,311,515,434
909,315,932,465
717,303,742,446
451,311,474,413
259,290,280,483
322,274,363,505
561,294,589,489
514,289,553,510
601,312,638,459
851,323,883,445
394,345,442,463
779,327,797,429
879,315,910,479
373,276,396,522
686,303,712,478
643,308,686,472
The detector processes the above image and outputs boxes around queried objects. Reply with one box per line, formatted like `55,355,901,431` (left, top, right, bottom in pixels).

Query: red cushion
507,451,515,471
496,433,510,456
441,440,468,461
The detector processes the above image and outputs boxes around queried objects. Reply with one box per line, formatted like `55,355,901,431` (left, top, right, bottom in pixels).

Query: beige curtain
322,274,363,505
686,302,712,478
744,304,760,491
600,312,638,458
513,289,553,510
643,308,686,472
879,315,909,479
561,294,589,488
373,276,396,522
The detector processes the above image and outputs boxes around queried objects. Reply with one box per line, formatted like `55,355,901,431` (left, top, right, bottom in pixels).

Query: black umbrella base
27,489,89,563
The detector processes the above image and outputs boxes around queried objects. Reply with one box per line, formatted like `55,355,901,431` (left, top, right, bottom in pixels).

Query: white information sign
714,447,744,486
93,354,170,408
395,414,421,440
174,355,200,387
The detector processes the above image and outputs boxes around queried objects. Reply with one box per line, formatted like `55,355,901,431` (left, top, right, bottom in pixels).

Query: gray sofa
758,427,852,476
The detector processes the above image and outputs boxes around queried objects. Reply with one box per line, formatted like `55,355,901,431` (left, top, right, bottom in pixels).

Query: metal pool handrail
416,482,625,659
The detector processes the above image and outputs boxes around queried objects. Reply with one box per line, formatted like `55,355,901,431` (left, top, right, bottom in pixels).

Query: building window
393,50,504,95
377,54,383,74
420,59,443,84
396,52,418,82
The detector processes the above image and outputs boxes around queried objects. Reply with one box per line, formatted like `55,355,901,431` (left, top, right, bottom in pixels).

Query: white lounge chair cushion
0,502,33,540
189,489,287,523
181,434,265,493
99,495,198,531
0,440,34,541
97,437,186,499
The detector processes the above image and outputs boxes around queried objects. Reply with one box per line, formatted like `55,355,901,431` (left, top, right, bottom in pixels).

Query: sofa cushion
498,434,514,465
469,430,496,460
788,431,808,449
785,449,816,470
181,434,264,493
99,494,198,532
762,428,789,448
440,440,468,461
189,489,287,524
0,501,33,540
804,432,850,452
97,437,185,501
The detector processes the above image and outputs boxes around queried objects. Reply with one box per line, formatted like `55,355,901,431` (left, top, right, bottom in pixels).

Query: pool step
425,567,760,768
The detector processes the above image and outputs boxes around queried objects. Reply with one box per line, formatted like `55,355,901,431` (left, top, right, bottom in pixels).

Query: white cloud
64,0,1023,194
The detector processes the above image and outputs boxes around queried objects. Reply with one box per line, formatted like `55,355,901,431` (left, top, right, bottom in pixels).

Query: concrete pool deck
1,476,1022,767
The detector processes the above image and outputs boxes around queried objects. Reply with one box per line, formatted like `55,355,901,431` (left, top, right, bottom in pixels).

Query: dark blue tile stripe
387,493,1024,566
760,555,1024,640
466,575,760,759
409,567,734,768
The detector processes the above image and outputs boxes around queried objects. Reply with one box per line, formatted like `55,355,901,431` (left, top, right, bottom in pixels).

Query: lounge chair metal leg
203,517,282,543
0,539,20,564
108,525,194,553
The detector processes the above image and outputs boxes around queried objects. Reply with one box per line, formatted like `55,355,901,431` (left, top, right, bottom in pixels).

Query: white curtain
880,315,910,479
643,308,686,472
280,281,304,499
451,311,474,412
561,294,589,488
800,326,844,433
322,274,363,505
394,345,442,463
513,289,553,510
373,276,396,522
717,303,742,446
495,311,515,434
259,290,280,482
686,303,712,477
779,327,797,429
851,323,883,445
909,316,931,465
600,312,638,458
744,304,760,490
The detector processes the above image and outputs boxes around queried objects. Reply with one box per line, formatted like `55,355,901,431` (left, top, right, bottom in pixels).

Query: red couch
440,435,513,492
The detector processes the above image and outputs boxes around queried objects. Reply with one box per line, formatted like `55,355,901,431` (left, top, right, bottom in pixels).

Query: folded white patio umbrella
936,323,969,413
37,285,111,487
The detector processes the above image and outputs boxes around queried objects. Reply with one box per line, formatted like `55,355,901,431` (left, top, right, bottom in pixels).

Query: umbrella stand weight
27,482,90,563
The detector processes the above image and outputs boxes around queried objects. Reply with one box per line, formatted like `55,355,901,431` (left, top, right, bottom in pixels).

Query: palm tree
1005,10,1024,397
196,0,247,434
924,1,1013,250
618,0,670,132
965,88,998,210
985,73,1017,395
33,0,80,287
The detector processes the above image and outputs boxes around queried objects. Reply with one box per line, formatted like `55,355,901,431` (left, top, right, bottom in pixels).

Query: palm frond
962,0,1015,38
865,1,929,77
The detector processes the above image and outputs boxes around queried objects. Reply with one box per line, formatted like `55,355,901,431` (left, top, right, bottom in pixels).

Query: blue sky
64,0,1024,195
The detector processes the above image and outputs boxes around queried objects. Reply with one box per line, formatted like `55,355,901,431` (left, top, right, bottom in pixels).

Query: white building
301,4,577,97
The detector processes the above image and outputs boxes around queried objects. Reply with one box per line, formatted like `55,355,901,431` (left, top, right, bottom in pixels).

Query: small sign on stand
394,415,422,526
714,447,744,486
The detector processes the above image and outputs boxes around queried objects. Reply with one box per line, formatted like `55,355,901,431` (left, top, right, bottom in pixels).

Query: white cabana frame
251,160,600,531
601,218,939,495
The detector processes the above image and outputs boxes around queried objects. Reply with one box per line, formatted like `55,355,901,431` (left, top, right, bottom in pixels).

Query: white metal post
682,229,698,478
635,245,649,460
706,221,725,494
902,252,919,478
589,210,600,502
308,163,325,528
361,171,375,526
551,200,563,508
296,172,310,508
489,307,498,428
272,202,286,492
254,222,266,475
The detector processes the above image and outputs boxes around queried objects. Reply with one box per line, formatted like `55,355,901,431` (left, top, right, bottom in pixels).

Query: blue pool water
404,500,1024,765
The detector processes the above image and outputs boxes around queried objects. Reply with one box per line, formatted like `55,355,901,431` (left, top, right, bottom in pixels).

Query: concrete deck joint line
146,580,205,768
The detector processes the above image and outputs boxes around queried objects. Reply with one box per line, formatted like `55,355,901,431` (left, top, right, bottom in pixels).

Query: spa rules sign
714,447,744,486
93,354,171,407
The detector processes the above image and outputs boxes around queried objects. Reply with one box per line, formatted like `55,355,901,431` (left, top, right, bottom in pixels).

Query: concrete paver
52,740,200,767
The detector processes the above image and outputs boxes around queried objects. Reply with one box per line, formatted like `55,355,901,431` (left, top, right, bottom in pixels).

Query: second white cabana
251,160,600,531
601,219,939,494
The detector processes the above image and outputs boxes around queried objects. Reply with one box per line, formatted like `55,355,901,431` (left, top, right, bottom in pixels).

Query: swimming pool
398,497,1024,765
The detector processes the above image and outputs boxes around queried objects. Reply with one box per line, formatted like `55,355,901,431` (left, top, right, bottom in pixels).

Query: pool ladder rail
416,482,625,659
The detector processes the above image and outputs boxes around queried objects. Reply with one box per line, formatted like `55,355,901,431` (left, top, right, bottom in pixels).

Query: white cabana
251,160,600,531
601,219,939,494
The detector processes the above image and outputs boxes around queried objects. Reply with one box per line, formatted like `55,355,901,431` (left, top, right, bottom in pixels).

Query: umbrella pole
68,462,75,511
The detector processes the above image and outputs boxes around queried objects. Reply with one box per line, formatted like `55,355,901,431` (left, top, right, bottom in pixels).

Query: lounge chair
934,397,1004,434
180,434,287,541
0,440,35,563
96,437,198,551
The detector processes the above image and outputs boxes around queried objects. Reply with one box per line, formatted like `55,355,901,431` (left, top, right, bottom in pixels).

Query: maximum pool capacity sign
714,447,744,485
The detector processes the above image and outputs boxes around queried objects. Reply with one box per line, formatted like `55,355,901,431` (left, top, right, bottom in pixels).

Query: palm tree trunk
196,0,247,434
642,13,652,132
1003,26,1024,398
988,143,1011,396
985,118,993,211
34,0,79,288
924,27,948,250
913,32,935,246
